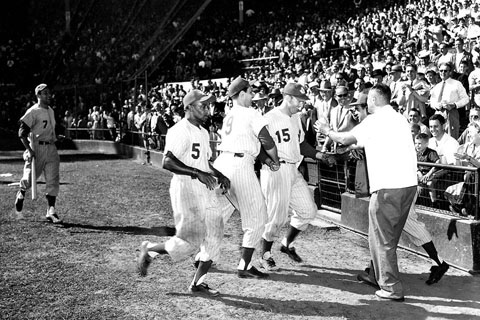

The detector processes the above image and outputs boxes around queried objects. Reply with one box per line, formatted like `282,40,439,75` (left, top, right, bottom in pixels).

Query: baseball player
206,76,281,279
137,89,230,297
14,84,62,224
258,82,333,270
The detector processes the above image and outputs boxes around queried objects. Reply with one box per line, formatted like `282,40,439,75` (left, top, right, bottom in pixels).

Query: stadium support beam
134,0,213,80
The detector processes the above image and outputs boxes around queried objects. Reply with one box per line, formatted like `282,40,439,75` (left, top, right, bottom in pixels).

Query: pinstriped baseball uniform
163,118,217,261
402,191,432,246
260,109,316,241
19,104,60,197
206,105,269,261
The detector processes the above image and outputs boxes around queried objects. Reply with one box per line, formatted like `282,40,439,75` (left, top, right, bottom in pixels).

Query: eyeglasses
337,93,348,98
439,69,450,73
401,59,408,62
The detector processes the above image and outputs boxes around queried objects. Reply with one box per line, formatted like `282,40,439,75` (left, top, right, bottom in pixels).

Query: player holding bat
14,84,62,224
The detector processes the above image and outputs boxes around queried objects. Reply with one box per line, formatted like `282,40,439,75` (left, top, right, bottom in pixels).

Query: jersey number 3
191,143,200,159
275,128,290,143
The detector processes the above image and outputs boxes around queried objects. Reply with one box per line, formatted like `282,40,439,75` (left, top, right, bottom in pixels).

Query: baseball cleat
280,245,302,262
375,289,405,302
14,210,25,220
137,241,153,276
189,283,220,297
45,207,62,224
259,252,277,271
15,190,25,213
426,261,449,285
237,266,269,279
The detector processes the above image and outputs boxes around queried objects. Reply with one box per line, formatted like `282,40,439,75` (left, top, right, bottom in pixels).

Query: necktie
437,81,446,102
337,107,343,128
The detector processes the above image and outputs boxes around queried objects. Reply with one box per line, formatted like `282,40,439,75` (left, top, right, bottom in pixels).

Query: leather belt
38,141,54,145
279,160,296,164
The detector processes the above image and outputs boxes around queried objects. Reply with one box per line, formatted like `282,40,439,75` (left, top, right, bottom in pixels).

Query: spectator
428,114,459,165
429,62,470,139
408,107,430,136
315,80,337,148
458,108,480,145
415,133,441,207
394,63,430,119
322,86,358,152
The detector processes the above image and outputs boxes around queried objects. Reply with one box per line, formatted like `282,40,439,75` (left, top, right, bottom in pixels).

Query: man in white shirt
429,62,470,139
315,83,417,302
428,114,459,165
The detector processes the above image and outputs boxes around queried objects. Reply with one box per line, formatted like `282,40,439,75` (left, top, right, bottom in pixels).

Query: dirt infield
1,151,479,320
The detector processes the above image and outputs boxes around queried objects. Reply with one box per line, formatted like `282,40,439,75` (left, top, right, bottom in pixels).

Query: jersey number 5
275,128,290,143
191,143,200,159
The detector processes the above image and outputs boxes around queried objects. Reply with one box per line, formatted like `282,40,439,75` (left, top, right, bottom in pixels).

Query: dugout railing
70,129,480,221
312,157,480,221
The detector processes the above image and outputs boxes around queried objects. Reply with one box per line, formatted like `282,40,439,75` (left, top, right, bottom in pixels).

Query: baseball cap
283,83,309,101
35,83,48,95
182,89,216,107
227,76,255,98
350,92,368,106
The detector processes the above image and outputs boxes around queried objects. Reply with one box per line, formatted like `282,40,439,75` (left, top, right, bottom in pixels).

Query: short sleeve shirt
351,105,418,192
164,118,211,173
263,109,303,163
218,105,268,157
20,104,56,142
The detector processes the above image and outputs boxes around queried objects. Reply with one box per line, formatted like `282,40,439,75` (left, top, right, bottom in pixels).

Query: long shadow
60,222,176,236
0,153,124,164
266,265,480,309
166,291,478,320
59,153,125,163
205,263,479,313
0,180,71,185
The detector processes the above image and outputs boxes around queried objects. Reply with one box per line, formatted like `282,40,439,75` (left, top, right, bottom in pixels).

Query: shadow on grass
166,291,477,320
0,153,124,164
0,180,71,185
61,222,176,236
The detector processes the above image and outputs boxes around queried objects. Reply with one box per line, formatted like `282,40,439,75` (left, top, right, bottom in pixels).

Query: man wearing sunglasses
321,86,358,153
429,62,469,139
458,108,480,145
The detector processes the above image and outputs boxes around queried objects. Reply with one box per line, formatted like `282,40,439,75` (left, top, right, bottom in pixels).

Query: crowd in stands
3,0,480,217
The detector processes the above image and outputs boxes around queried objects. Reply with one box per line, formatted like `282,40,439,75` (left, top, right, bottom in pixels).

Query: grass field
1,151,479,320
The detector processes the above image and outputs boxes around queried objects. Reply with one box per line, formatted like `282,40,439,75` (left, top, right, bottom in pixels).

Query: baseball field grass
1,150,479,320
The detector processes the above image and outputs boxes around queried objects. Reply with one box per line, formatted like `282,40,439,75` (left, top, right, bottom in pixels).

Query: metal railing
312,156,479,220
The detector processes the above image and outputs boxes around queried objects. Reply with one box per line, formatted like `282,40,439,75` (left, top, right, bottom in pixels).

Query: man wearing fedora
315,80,338,148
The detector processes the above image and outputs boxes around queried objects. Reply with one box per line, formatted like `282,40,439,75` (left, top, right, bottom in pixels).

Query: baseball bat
224,191,240,212
30,132,37,200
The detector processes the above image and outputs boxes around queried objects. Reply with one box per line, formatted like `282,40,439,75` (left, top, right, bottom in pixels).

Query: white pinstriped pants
260,162,317,241
165,176,216,262
20,143,60,197
402,190,432,246
206,152,267,261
